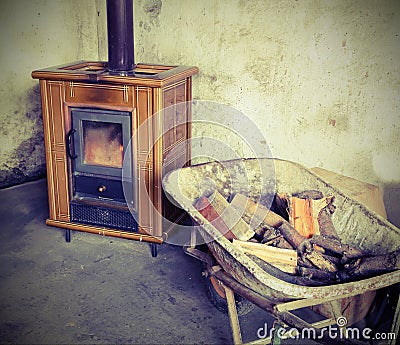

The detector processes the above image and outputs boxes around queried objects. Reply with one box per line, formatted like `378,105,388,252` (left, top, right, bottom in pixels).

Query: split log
208,191,255,241
310,234,365,261
233,239,297,273
193,195,236,240
193,191,254,241
229,195,279,239
288,190,339,239
230,193,311,253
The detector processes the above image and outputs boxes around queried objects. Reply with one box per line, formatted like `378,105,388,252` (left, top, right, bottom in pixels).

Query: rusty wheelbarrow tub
163,158,400,344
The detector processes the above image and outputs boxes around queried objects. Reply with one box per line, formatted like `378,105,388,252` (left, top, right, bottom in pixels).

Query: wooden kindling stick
233,239,298,274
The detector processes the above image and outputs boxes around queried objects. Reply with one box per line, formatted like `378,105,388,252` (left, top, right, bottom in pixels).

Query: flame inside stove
82,121,123,168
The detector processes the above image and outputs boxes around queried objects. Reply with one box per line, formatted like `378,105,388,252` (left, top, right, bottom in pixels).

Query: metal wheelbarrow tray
163,158,400,344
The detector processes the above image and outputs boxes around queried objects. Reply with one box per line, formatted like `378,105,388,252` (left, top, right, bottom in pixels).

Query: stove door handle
66,128,78,159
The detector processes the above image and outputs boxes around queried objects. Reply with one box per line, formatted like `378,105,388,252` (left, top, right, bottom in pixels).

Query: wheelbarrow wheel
205,273,255,316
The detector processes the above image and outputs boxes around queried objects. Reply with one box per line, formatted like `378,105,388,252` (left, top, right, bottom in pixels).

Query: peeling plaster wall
133,0,400,226
0,0,102,188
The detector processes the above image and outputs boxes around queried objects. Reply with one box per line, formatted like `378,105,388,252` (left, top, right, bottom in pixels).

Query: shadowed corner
382,183,400,228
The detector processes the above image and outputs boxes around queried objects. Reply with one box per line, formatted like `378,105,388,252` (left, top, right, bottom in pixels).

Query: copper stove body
32,61,198,254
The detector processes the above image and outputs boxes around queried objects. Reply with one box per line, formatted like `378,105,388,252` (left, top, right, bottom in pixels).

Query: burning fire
83,122,123,168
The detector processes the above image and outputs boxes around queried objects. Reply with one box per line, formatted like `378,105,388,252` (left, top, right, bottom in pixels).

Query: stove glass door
71,108,131,178
82,120,123,168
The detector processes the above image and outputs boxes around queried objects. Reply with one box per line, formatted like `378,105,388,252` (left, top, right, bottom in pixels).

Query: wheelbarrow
162,158,400,345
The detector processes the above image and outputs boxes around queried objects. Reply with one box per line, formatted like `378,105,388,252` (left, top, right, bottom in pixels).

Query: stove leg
150,243,158,257
65,229,71,242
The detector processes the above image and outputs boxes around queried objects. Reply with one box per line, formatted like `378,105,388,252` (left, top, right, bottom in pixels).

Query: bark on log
262,234,295,249
345,249,400,277
320,252,342,266
297,267,337,282
293,190,324,199
271,193,289,220
302,250,338,273
310,234,365,260
317,207,340,239
297,256,315,268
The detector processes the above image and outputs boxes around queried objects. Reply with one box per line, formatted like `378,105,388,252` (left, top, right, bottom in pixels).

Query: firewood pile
194,190,400,286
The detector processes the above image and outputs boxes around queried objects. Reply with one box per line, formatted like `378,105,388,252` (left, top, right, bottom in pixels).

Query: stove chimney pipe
106,0,135,76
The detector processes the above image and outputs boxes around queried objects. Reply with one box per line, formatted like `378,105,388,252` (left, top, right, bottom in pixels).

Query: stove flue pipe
106,0,135,76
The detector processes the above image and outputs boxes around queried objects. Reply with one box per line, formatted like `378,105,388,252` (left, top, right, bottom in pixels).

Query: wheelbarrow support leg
328,300,346,334
223,283,243,345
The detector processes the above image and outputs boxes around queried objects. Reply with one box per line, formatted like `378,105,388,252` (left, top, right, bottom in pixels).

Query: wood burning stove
32,61,198,256
31,0,198,256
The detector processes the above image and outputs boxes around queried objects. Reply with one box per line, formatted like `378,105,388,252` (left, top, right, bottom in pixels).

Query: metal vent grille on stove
70,201,138,233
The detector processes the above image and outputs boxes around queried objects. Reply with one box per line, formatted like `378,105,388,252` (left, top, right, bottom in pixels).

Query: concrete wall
133,0,400,225
0,0,102,188
1,0,399,225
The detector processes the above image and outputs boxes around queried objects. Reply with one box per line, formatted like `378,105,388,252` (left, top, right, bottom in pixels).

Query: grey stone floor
0,179,277,344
